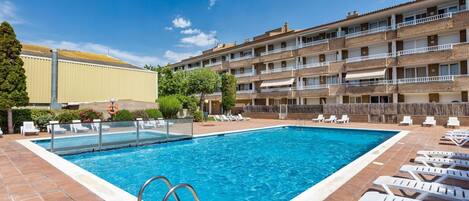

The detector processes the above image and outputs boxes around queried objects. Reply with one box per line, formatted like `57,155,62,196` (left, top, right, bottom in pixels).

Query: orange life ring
107,103,119,115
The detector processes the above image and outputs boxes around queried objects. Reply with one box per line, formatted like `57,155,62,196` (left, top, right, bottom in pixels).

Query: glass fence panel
135,119,169,145
99,121,137,150
167,118,193,141
48,122,98,154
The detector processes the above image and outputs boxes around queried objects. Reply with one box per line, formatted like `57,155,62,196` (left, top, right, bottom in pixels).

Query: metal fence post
191,119,194,137
136,120,140,146
98,122,102,150
166,120,170,141
50,124,55,152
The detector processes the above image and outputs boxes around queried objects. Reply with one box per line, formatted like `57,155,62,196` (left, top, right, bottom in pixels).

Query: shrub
0,109,32,133
55,110,80,123
31,109,55,131
145,109,162,119
158,96,182,119
132,110,149,120
175,94,198,112
113,110,134,121
193,110,204,122
79,109,103,122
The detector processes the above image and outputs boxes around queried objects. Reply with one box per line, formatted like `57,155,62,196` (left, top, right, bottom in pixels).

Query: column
338,95,343,104
296,97,300,105
392,66,397,84
265,44,269,54
393,93,398,103
466,1,469,11
337,51,342,61
337,27,342,37
392,40,397,57
391,14,396,30
467,28,469,43
208,100,212,114
251,99,255,106
266,98,270,106
251,82,255,91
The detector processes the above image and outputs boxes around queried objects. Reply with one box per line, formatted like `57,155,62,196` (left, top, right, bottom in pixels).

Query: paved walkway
0,119,467,201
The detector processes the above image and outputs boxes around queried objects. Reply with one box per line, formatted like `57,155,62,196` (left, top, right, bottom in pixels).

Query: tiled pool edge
291,129,409,201
18,125,407,201
16,139,137,201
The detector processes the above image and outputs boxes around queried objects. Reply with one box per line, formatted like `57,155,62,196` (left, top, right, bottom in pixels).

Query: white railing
345,26,391,39
186,66,201,71
397,75,455,84
261,87,293,93
345,53,392,63
260,66,296,74
234,72,255,78
261,46,296,56
230,55,253,62
299,39,329,48
205,61,222,67
297,61,330,69
298,84,330,90
397,12,453,28
345,79,393,87
236,90,254,94
397,44,453,56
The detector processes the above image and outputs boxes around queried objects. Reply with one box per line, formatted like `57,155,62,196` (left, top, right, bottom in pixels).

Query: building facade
169,0,469,114
21,44,158,107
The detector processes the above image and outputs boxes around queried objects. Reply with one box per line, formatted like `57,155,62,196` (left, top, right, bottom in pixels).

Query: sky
1,0,410,67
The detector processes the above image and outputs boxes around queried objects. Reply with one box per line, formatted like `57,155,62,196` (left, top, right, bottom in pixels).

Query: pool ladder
137,176,200,201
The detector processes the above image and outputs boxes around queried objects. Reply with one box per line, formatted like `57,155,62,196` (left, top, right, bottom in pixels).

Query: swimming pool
50,126,398,201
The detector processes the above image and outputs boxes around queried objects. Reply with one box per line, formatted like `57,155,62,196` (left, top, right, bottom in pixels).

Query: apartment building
169,0,469,114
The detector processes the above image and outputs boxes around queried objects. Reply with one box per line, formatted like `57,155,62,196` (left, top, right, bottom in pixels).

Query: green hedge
113,110,134,121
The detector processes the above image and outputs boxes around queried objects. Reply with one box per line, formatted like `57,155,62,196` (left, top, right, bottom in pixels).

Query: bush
55,110,80,123
0,109,32,133
31,109,55,131
158,96,182,119
193,110,204,122
79,109,103,122
131,110,149,120
113,110,134,121
175,94,198,112
145,109,162,119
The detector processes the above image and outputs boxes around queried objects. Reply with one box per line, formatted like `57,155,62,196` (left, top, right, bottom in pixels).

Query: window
281,61,287,68
281,42,287,48
371,95,390,103
405,68,416,78
416,67,427,77
304,77,320,86
350,96,362,104
302,36,312,43
440,63,460,76
369,20,387,29
326,75,338,84
268,45,274,51
438,5,458,14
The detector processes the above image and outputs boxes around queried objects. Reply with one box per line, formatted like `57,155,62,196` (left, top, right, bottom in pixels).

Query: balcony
346,53,392,63
260,87,294,93
345,80,395,94
261,46,296,56
345,53,392,71
230,55,253,62
397,44,454,66
345,26,395,48
297,39,330,55
397,75,457,93
237,90,254,94
295,84,331,97
397,12,454,38
260,66,296,75
205,61,222,67
297,61,330,69
396,75,455,84
345,26,392,39
234,71,255,78
298,39,329,49
297,62,330,76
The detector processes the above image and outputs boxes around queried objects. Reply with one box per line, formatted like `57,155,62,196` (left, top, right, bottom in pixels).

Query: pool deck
0,119,468,201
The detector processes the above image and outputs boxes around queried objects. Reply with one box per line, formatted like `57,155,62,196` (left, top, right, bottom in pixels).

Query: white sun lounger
414,156,469,168
422,116,436,127
400,164,469,182
71,120,90,133
312,114,324,122
91,119,110,131
21,121,40,135
373,176,469,200
358,192,418,201
399,116,413,126
324,115,336,123
336,115,350,124
444,135,469,147
447,117,460,128
47,121,67,133
221,115,232,121
238,114,250,121
213,115,223,122
417,150,469,160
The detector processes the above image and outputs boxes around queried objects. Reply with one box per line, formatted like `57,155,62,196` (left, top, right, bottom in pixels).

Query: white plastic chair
447,117,460,128
312,114,324,122
399,116,413,126
47,121,66,133
422,116,436,127
21,121,39,135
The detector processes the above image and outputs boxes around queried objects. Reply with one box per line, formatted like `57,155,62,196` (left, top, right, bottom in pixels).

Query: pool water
60,126,397,201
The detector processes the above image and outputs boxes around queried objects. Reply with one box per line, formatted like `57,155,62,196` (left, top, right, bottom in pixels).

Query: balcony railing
237,90,254,94
260,66,296,74
297,61,330,69
205,61,222,67
297,84,331,90
234,71,255,78
345,79,393,87
397,44,453,56
345,26,392,39
299,39,329,48
397,12,453,28
230,55,253,62
261,46,296,56
397,75,455,84
345,53,392,63
260,87,293,92
186,66,201,71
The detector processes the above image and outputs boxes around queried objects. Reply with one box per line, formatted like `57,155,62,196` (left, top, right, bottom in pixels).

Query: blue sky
1,0,409,67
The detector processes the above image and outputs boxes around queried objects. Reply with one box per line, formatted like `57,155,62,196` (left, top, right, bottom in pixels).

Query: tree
221,73,236,114
157,66,189,96
187,68,220,112
0,22,29,133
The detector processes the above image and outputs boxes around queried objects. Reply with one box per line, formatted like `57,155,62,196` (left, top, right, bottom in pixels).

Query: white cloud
164,26,173,31
181,31,218,47
172,16,191,28
28,40,169,67
0,1,23,24
208,0,217,9
180,28,200,34
164,50,200,62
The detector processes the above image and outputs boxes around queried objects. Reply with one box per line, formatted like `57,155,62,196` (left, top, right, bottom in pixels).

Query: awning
345,68,386,80
260,78,295,88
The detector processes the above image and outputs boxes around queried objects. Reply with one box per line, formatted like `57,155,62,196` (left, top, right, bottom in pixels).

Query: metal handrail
162,183,200,201
138,176,180,201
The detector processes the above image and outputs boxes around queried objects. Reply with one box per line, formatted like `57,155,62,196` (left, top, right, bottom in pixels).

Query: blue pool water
58,126,397,201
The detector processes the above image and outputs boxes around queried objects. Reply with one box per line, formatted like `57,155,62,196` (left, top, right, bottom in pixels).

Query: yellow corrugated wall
21,55,158,104
57,60,157,103
21,55,52,104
